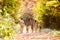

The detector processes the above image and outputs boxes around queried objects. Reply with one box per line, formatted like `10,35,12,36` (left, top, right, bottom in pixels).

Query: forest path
13,31,60,40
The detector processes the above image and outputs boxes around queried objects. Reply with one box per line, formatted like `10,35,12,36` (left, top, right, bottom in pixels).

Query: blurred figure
19,19,27,33
21,13,39,33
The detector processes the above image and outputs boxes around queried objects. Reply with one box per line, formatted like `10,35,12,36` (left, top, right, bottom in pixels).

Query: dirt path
13,32,60,40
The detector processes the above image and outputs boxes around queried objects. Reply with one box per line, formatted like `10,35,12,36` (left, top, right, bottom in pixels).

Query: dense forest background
0,0,60,40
